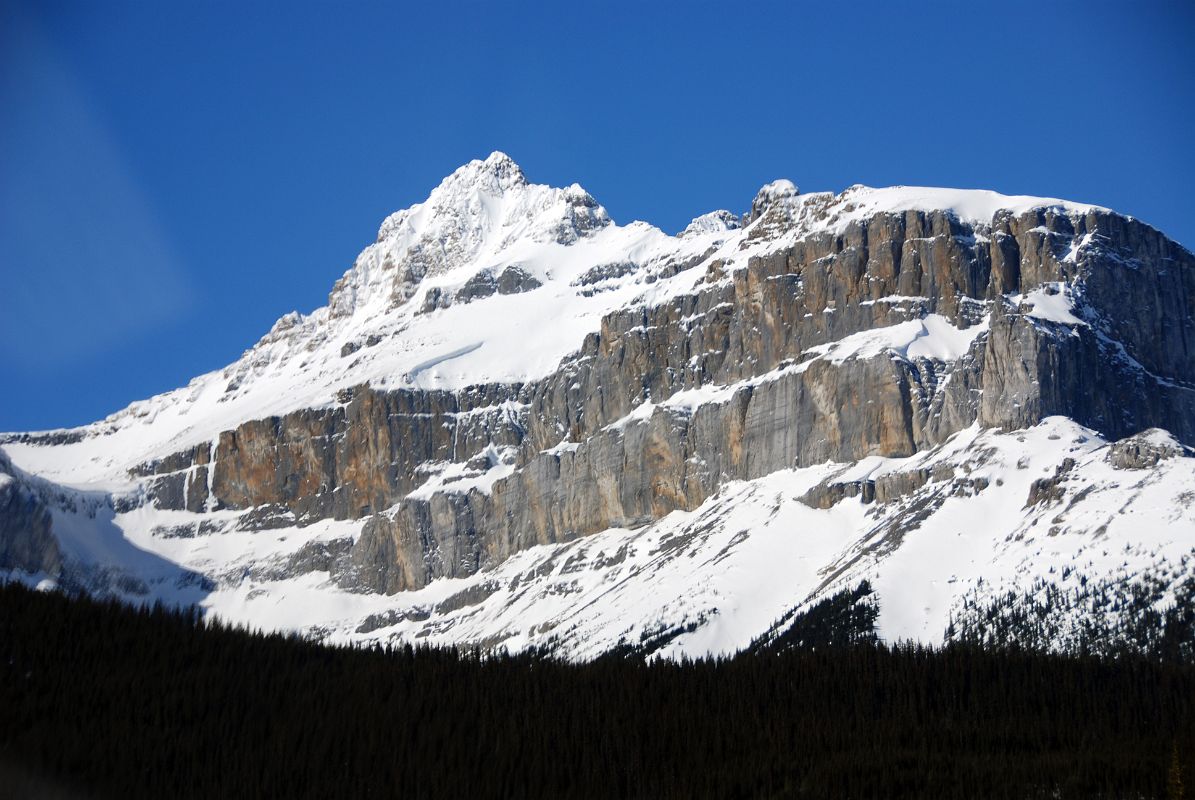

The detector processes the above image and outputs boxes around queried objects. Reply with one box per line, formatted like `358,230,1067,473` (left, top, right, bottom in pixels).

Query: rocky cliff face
0,455,60,580
2,155,1193,658
106,183,1195,594
131,383,527,524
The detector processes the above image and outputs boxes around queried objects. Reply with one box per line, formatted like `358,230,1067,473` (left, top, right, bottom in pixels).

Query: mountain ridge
2,152,1136,447
2,153,1193,660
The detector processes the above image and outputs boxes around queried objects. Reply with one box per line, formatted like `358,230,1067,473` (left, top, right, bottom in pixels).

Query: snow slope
9,417,1188,662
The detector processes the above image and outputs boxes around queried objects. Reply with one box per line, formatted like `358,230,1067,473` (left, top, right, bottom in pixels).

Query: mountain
3,151,1194,660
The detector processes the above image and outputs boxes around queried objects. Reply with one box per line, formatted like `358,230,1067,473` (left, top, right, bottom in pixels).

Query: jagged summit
0,161,1155,474
444,150,529,194
374,151,533,241
306,154,1121,333
748,178,800,223
331,152,612,317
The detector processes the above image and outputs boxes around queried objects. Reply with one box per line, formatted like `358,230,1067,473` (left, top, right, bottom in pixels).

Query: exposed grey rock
65,197,1195,595
495,265,542,294
573,262,639,287
799,465,967,510
1026,458,1077,507
285,536,353,576
1107,430,1186,470
417,265,542,315
747,180,799,224
235,504,297,531
0,464,61,578
799,479,874,510
0,430,85,447
435,581,500,614
151,520,226,539
355,606,431,634
419,286,451,314
0,453,216,598
458,269,498,302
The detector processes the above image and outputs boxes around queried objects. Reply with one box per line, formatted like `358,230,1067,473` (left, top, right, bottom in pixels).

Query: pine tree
1170,742,1186,800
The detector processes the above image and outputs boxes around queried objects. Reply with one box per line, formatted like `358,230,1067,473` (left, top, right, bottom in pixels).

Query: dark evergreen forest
1,581,1192,799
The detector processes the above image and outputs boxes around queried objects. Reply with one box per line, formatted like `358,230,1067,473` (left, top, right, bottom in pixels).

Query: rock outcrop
1107,429,1188,470
132,384,527,523
0,457,61,579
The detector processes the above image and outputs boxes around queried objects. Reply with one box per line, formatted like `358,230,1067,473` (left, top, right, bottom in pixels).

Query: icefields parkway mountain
3,152,1195,659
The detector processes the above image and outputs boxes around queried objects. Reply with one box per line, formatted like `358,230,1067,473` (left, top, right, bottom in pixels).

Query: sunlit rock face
3,155,1194,659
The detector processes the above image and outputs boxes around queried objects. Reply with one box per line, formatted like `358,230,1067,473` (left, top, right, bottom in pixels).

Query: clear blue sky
2,0,1192,432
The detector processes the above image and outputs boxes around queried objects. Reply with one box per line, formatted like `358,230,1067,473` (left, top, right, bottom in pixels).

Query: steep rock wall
130,206,1195,592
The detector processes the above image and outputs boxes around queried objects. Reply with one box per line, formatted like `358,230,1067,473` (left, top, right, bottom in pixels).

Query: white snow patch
407,445,518,500
1013,282,1086,326
825,185,1107,232
803,313,988,364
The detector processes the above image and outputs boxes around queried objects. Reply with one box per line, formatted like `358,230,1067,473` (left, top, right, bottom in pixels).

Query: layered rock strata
125,198,1195,593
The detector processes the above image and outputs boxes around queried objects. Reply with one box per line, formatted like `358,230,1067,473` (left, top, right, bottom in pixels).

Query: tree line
0,580,1192,799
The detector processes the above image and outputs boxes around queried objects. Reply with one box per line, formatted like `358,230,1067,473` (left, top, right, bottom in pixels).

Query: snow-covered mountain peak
441,150,529,194
0,160,1146,500
329,153,611,318
387,151,530,226
748,178,800,223
4,153,1194,666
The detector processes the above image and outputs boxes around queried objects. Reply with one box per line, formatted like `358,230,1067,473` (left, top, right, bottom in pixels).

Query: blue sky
2,0,1193,431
